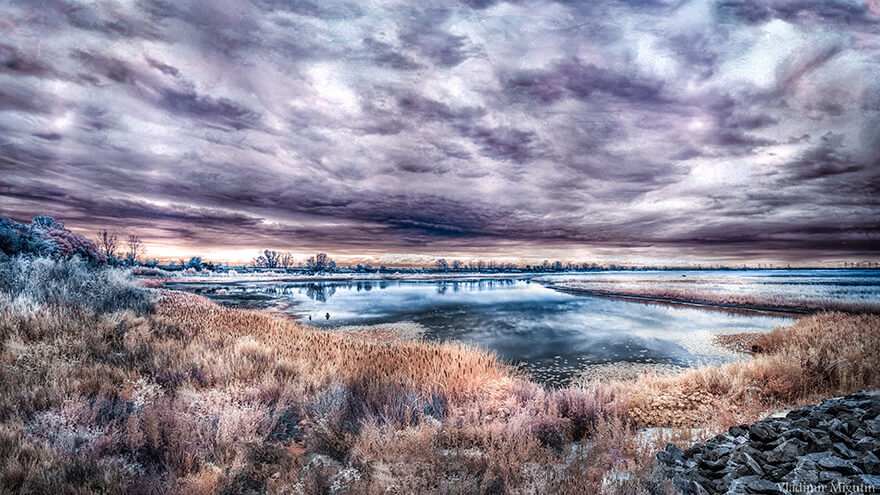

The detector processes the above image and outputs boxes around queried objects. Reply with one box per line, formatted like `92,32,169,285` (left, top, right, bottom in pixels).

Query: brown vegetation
1,259,879,493
624,313,880,428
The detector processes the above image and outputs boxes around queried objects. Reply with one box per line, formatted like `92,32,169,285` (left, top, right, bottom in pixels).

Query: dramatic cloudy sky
1,0,879,264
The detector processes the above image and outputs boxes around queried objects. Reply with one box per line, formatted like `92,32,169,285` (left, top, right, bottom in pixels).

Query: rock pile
652,391,880,494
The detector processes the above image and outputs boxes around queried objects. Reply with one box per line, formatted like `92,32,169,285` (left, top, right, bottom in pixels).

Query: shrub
0,257,153,315
0,216,106,262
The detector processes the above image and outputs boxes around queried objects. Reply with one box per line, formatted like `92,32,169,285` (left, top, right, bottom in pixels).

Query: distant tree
252,249,282,269
186,257,203,271
435,259,449,271
265,250,280,268
451,260,461,271
126,235,143,265
97,230,118,260
315,252,329,269
304,253,333,272
279,251,295,269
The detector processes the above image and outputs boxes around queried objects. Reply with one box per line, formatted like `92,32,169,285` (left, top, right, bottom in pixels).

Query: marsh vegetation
1,257,878,493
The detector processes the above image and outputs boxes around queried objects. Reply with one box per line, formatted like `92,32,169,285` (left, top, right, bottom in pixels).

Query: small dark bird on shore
325,312,330,320
308,315,311,321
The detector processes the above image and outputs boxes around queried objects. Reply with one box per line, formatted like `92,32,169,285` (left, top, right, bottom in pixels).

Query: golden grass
623,312,880,428
155,291,516,401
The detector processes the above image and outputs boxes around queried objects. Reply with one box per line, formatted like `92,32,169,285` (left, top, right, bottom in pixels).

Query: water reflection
170,277,793,387
260,279,520,303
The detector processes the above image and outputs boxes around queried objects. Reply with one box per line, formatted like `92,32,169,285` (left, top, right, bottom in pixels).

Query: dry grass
1,259,879,494
624,313,880,428
155,291,515,402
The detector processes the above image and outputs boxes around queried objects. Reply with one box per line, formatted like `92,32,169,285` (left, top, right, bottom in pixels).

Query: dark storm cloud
786,133,865,181
0,0,878,262
717,0,878,26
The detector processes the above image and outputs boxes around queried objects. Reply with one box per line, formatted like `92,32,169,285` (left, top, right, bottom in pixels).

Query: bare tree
279,251,295,269
126,235,142,264
315,252,329,269
97,230,118,259
252,249,281,269
264,250,280,268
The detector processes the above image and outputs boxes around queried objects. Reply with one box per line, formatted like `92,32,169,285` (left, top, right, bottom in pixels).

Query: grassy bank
1,258,878,493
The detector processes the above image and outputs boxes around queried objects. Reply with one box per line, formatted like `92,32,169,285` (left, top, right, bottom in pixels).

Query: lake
168,273,807,386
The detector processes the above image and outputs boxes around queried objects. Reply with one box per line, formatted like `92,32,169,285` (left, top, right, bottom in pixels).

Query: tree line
251,250,336,272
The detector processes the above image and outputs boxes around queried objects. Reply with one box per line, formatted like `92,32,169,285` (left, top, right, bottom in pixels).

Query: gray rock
818,455,863,475
740,445,767,464
809,431,833,449
684,444,702,459
766,438,806,465
853,474,880,488
691,479,710,494
856,436,880,452
831,429,855,447
749,423,777,444
703,446,731,462
743,453,764,476
784,427,819,446
785,464,819,485
651,393,880,493
857,451,880,474
767,467,789,483
729,425,748,437
699,456,728,472
819,470,844,483
826,418,844,432
852,427,867,441
745,478,783,494
788,418,810,430
728,476,760,495
834,442,859,459
657,444,683,465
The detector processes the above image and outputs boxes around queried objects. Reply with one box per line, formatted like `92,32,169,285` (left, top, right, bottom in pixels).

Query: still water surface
170,276,796,386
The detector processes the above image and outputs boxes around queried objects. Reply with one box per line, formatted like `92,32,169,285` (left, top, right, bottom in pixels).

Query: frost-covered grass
1,258,879,493
0,256,153,314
